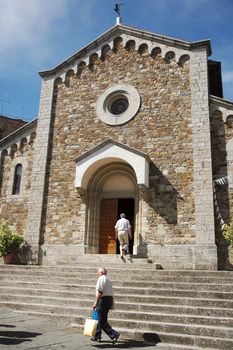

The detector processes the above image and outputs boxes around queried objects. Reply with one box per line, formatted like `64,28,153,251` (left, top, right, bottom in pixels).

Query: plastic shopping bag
91,310,99,320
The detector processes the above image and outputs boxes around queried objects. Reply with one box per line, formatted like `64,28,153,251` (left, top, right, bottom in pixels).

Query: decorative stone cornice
0,119,37,154
210,95,233,122
39,24,211,81
210,95,233,110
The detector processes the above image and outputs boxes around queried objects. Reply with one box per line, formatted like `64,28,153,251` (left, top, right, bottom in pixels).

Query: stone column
136,185,149,257
85,190,99,254
190,48,217,269
25,77,55,263
0,150,7,191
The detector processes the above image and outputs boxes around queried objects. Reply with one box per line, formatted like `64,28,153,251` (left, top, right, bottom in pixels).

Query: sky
0,0,233,122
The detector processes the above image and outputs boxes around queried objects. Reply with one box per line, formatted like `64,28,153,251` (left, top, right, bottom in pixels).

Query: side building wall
0,129,36,235
210,98,233,269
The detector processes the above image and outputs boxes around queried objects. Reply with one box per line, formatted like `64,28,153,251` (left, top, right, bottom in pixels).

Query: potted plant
0,221,24,264
222,222,233,265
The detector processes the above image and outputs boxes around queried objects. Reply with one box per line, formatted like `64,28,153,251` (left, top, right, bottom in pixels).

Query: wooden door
99,199,118,254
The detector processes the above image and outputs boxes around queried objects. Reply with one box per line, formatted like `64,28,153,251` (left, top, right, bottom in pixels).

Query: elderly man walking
115,213,132,259
91,267,120,344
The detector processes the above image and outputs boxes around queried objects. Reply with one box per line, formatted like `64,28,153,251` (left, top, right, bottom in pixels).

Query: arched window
12,164,22,195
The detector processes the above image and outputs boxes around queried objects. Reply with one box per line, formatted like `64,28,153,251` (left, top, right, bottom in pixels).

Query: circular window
96,84,140,125
109,96,129,115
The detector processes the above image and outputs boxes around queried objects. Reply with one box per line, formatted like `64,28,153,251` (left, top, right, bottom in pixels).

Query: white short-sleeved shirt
115,218,131,231
96,275,113,297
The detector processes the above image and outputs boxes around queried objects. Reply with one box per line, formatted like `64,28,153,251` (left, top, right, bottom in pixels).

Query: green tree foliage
0,221,24,257
222,222,233,246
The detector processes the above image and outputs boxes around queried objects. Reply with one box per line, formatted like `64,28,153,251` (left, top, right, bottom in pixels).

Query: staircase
1,256,233,349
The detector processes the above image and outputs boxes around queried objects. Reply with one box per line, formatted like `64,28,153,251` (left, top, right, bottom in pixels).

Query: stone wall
0,131,36,235
210,100,233,226
42,39,195,247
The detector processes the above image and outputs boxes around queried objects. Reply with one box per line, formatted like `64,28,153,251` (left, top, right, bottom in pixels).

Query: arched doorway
99,197,135,254
86,163,138,255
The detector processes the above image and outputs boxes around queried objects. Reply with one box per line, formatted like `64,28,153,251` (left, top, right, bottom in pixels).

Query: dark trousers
95,296,118,340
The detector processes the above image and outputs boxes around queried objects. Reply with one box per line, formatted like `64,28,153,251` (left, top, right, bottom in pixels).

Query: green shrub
0,221,24,257
222,222,233,246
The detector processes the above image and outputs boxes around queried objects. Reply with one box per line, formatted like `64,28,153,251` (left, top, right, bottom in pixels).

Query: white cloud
222,71,233,83
0,0,68,71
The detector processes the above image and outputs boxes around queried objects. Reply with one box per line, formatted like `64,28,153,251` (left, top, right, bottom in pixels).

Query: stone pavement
0,308,160,350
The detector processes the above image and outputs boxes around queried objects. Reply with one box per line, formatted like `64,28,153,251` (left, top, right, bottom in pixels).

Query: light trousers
117,230,129,255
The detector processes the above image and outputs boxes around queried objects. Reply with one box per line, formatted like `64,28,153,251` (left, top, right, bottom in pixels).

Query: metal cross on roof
114,3,123,16
114,3,123,24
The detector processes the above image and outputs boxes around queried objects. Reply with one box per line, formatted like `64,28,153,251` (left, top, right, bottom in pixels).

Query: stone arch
77,61,87,76
10,143,18,158
89,53,99,71
84,162,140,255
226,115,233,128
88,162,137,192
19,137,28,152
54,77,63,87
212,109,223,121
75,141,149,190
75,140,150,256
164,51,175,64
125,39,136,52
53,77,63,102
178,54,190,67
1,149,8,158
151,47,162,58
138,43,148,55
113,36,123,51
29,132,36,145
101,45,111,60
65,69,75,87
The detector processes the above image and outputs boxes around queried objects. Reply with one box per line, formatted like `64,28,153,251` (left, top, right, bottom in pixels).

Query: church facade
1,24,233,269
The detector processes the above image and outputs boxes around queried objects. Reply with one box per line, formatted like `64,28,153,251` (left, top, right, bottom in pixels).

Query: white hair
98,267,107,275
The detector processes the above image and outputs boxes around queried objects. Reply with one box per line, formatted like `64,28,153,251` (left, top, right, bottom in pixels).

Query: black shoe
112,332,120,345
121,255,126,262
122,249,127,255
90,337,101,342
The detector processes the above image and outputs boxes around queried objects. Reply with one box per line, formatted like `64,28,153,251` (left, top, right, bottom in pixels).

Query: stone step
1,270,233,288
1,295,233,328
56,255,151,265
0,282,232,307
0,276,233,292
1,280,233,300
0,286,233,317
1,274,233,292
0,290,229,318
10,309,233,349
1,264,233,277
2,301,233,338
1,264,233,349
1,286,233,310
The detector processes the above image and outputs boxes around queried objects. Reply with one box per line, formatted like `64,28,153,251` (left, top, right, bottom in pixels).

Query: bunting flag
213,175,232,226
214,175,232,186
